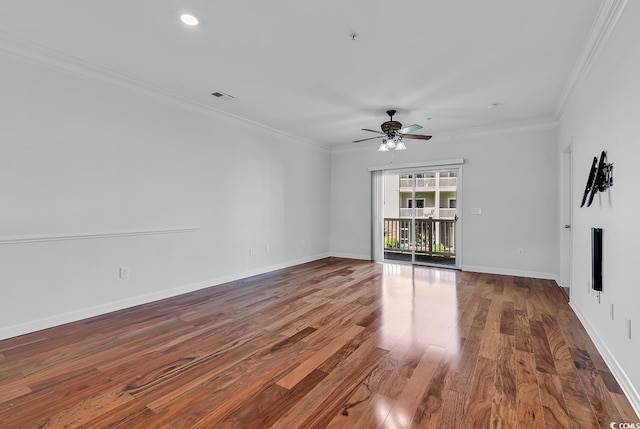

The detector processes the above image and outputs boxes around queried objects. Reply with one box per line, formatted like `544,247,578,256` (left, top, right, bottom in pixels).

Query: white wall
330,126,559,278
0,52,330,339
558,1,640,407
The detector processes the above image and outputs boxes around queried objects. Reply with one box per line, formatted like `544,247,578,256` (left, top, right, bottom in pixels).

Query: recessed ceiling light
180,14,199,26
487,103,503,109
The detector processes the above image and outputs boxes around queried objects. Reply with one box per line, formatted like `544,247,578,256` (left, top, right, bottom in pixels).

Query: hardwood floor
0,258,637,428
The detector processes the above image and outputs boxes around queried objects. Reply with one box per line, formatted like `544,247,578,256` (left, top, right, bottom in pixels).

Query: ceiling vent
211,91,234,101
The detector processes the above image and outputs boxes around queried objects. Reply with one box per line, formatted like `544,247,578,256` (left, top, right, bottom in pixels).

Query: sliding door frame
371,159,464,269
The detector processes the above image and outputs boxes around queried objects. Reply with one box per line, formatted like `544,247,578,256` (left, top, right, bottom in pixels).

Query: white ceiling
0,0,602,148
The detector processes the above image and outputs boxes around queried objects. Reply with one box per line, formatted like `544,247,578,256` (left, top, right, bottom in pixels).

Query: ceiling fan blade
399,124,423,134
361,128,385,135
353,136,383,143
400,133,432,140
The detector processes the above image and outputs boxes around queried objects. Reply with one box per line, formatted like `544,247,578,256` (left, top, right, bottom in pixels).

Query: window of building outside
408,199,425,208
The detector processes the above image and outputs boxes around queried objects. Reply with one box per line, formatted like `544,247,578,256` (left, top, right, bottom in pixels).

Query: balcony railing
399,176,456,189
439,177,457,187
383,218,456,259
438,208,457,218
399,207,436,218
399,177,436,189
398,208,456,218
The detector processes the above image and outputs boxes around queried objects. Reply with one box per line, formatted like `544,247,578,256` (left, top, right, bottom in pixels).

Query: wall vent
211,91,234,101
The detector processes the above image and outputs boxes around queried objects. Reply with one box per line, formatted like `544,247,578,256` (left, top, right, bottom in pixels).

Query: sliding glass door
382,168,459,267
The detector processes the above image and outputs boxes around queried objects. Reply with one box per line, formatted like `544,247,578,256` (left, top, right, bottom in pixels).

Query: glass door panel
383,169,458,267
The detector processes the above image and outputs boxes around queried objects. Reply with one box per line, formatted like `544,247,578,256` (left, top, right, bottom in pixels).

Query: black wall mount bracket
580,151,614,208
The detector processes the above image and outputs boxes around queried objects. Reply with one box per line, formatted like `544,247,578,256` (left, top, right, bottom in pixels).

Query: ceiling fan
354,109,432,151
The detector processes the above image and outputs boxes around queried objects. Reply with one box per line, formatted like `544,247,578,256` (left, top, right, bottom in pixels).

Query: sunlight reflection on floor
374,263,462,428
379,262,460,356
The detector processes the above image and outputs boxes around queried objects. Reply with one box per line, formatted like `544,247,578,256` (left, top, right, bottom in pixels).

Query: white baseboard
330,252,372,261
461,264,558,281
570,301,640,417
0,252,330,341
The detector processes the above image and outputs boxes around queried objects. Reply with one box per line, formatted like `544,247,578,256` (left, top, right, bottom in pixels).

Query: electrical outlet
249,248,254,256
625,318,632,339
119,266,130,279
517,248,524,256
265,245,269,253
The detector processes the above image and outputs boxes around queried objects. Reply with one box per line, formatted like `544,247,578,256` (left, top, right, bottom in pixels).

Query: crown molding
0,31,329,153
554,0,629,119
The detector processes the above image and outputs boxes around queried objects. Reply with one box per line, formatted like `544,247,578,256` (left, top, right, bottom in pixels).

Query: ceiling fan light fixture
355,110,431,151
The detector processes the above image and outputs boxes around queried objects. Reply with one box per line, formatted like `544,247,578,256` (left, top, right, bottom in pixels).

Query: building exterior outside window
383,171,457,220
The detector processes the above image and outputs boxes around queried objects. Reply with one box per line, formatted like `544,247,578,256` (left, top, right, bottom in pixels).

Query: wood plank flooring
0,258,637,428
